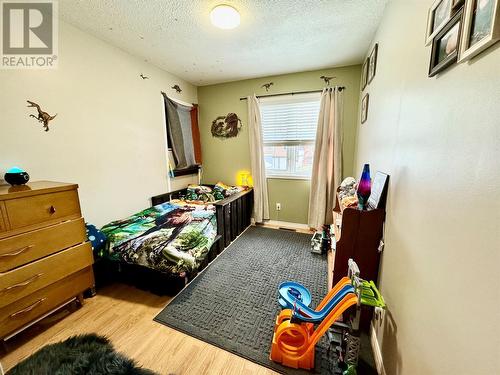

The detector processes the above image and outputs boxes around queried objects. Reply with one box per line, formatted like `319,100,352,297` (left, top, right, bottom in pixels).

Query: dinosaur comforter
100,201,217,275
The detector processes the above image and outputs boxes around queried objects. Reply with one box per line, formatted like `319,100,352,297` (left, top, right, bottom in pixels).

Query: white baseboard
371,323,386,375
263,220,312,232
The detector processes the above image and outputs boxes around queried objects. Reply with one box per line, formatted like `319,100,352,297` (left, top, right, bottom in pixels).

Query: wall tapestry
211,113,242,138
162,93,202,169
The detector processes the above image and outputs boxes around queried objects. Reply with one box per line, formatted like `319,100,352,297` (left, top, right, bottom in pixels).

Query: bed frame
95,187,253,295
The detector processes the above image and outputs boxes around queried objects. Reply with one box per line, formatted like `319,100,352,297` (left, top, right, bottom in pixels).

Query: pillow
188,184,212,193
214,182,244,197
185,184,215,203
86,223,107,256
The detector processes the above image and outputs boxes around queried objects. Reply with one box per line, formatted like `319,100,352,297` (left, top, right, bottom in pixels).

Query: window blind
260,93,321,144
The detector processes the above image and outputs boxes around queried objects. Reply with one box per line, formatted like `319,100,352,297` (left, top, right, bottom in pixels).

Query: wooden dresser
332,195,385,331
0,181,94,340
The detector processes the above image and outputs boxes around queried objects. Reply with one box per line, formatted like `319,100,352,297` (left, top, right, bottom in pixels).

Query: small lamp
357,164,371,210
237,171,251,187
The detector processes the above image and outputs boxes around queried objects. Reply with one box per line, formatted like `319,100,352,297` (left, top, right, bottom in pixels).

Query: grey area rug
154,226,335,374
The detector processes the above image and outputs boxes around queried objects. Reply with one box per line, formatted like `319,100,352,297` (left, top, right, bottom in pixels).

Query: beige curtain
308,87,344,229
247,95,270,223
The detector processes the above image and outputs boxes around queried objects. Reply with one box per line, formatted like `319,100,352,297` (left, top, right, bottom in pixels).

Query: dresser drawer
0,267,94,339
0,242,93,308
5,190,81,231
0,218,86,272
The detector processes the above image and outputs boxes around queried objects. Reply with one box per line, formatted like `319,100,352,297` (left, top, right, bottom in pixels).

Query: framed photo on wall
361,57,369,91
452,0,465,10
426,0,454,45
361,93,369,124
429,8,463,76
459,0,500,61
368,44,378,83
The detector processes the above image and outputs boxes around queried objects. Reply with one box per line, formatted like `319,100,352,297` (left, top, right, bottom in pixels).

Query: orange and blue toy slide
278,277,353,323
270,277,358,370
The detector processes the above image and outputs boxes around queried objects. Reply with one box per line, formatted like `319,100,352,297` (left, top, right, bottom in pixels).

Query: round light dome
210,5,240,29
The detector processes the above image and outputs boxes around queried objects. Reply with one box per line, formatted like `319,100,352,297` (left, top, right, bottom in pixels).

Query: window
260,93,321,179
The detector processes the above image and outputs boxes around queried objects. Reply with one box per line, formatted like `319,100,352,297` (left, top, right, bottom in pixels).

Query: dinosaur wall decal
320,75,336,86
27,101,57,132
261,82,274,91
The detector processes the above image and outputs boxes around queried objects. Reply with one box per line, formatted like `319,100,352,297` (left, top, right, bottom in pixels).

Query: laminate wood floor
0,283,277,375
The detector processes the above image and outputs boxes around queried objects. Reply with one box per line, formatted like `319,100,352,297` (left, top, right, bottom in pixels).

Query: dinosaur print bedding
100,201,217,275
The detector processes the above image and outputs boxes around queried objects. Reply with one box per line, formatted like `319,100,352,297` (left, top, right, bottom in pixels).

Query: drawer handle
1,273,43,293
0,245,34,258
9,298,46,318
49,205,56,214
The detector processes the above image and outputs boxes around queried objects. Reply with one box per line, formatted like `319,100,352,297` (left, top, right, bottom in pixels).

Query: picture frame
426,0,454,45
367,172,390,210
458,0,500,62
361,93,369,124
367,44,378,84
361,58,369,91
429,8,463,77
452,0,465,11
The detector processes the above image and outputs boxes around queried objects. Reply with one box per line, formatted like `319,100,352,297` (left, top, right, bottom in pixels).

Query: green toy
343,365,357,375
359,280,385,308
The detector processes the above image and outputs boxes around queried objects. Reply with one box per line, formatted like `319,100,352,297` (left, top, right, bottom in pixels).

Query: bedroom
0,1,498,374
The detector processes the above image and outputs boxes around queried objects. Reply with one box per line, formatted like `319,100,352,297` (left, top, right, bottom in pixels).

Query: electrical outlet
276,203,281,211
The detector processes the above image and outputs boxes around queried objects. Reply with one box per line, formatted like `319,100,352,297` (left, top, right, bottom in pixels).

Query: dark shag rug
154,226,336,374
6,334,157,375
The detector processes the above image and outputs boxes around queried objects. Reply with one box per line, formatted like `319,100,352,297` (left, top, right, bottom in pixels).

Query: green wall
198,65,361,224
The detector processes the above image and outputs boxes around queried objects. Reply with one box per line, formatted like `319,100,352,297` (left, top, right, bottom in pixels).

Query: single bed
101,201,218,275
95,186,253,294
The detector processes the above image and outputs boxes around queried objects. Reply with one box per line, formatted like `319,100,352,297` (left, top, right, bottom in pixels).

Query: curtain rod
161,91,197,107
239,87,345,101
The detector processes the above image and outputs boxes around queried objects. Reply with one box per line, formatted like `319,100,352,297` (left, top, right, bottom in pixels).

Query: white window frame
259,92,321,180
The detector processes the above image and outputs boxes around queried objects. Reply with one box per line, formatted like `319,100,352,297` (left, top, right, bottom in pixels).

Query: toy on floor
270,276,358,369
270,259,386,372
277,278,354,323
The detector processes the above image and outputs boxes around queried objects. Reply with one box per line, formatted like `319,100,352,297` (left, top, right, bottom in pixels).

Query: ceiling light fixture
210,5,240,30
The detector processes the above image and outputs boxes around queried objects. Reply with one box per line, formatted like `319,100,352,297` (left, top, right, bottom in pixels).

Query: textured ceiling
60,0,388,85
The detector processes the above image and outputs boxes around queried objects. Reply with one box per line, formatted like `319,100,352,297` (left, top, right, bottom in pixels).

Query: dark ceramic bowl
4,171,30,185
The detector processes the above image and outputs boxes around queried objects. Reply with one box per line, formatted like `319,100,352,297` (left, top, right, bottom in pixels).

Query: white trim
263,220,312,232
266,175,311,181
371,322,387,375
